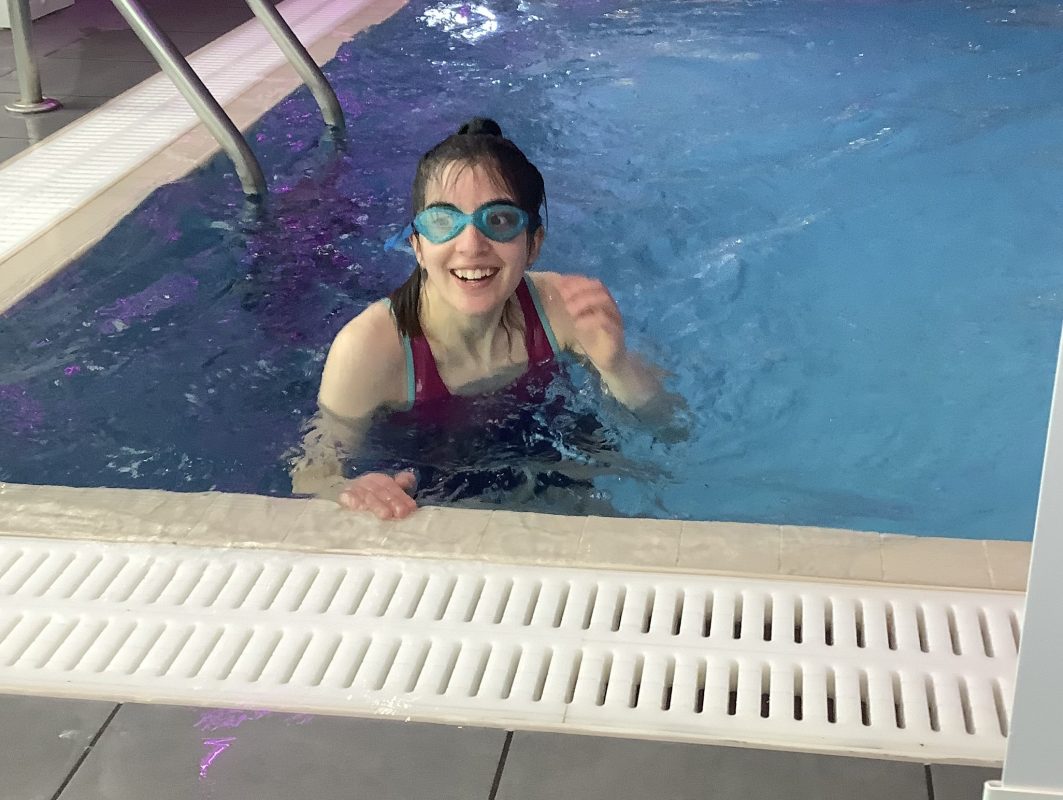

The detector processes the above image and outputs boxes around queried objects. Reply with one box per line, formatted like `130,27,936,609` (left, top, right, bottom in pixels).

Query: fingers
338,472,418,519
393,469,418,493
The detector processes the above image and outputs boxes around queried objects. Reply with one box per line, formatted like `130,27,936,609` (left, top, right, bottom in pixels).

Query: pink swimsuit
391,275,560,420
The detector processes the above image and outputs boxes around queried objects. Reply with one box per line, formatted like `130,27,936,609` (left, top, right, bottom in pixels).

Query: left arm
531,272,666,412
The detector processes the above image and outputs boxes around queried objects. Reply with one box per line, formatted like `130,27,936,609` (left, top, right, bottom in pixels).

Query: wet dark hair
388,118,547,339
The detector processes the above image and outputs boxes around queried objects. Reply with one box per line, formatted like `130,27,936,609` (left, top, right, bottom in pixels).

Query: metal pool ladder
108,0,344,197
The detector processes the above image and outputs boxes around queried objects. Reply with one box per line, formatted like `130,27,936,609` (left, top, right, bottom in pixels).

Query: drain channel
0,537,1020,762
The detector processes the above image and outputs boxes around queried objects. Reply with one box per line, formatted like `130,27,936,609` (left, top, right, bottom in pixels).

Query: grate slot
195,627,254,680
48,618,106,672
425,574,459,621
762,595,774,642
958,678,975,735
287,632,341,687
855,602,866,648
130,560,180,605
297,568,346,614
361,638,403,691
993,680,1009,737
479,644,520,699
401,639,433,693
892,672,905,729
826,668,837,724
1,616,50,667
759,663,771,718
925,675,941,732
317,635,370,689
20,552,76,598
183,563,237,608
0,550,48,595
733,593,745,640
42,554,104,600
702,592,715,638
559,650,582,704
272,566,319,612
671,591,685,636
364,572,402,617
608,586,628,632
793,667,803,720
211,564,263,609
257,631,313,685
1008,611,1021,652
548,582,571,628
88,557,150,603
519,581,544,626
226,629,284,683
794,595,804,644
824,598,835,646
133,624,194,677
885,603,898,651
859,671,871,726
451,575,486,623
330,569,374,615
110,623,167,675
388,574,429,620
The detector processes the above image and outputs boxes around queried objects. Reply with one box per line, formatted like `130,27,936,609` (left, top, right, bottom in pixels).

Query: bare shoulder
319,300,408,421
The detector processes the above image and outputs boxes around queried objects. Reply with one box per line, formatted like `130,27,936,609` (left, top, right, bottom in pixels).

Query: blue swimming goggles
384,202,532,251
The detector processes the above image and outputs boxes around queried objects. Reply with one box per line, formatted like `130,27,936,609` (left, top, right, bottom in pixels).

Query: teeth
452,268,497,281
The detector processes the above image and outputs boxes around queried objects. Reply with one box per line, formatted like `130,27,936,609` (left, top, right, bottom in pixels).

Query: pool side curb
0,481,1031,593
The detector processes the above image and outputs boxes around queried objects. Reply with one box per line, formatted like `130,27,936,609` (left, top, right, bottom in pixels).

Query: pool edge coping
0,481,1032,593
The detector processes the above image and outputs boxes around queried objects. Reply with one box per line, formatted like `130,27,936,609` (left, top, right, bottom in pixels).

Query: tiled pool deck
1,0,1027,796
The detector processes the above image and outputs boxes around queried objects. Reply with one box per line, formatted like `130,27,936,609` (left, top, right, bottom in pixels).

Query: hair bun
457,117,503,137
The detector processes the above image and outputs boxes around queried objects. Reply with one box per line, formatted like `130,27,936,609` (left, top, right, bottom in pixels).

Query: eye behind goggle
413,203,530,243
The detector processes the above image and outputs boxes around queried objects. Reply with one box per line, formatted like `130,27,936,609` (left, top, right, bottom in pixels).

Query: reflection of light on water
421,2,500,43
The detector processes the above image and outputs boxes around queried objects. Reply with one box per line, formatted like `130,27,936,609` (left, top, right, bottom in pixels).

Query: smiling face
411,160,543,319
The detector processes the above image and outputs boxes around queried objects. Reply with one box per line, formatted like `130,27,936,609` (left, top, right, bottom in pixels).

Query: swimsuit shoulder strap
518,274,560,364
382,298,441,410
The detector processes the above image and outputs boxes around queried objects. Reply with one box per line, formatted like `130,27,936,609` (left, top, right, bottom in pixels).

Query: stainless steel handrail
244,0,344,131
3,0,62,114
111,0,268,196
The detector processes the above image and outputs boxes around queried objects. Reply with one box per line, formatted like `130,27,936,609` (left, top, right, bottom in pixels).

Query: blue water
1,0,1061,539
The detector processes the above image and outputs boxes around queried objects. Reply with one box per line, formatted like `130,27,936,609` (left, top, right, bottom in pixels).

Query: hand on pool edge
338,470,418,519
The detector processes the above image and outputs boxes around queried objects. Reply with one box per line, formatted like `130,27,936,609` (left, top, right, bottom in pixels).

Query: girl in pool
295,117,666,519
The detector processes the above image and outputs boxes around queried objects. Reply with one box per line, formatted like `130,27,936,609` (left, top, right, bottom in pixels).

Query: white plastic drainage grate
0,536,1021,762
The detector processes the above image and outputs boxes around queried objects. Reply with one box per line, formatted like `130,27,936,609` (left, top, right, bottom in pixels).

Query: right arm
290,302,419,519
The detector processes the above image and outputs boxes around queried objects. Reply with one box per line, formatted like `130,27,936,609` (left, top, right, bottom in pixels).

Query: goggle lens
413,203,530,244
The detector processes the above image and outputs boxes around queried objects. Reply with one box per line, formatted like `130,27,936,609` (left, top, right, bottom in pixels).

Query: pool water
1,0,1061,539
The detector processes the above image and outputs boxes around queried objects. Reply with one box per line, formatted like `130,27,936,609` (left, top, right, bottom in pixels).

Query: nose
453,221,491,253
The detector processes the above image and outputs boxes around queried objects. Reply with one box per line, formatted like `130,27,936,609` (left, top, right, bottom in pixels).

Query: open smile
450,267,500,283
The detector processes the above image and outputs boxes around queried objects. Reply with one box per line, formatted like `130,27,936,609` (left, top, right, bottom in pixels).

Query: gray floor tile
0,56,159,97
58,703,505,800
497,731,930,800
0,692,118,800
0,95,107,140
47,27,221,62
0,135,30,163
930,764,1000,800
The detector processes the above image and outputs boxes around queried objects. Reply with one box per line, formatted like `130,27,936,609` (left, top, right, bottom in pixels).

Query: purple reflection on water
96,273,199,334
0,384,44,433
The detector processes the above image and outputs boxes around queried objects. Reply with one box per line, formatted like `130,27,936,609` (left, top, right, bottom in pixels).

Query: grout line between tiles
487,730,513,800
49,702,122,800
